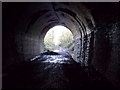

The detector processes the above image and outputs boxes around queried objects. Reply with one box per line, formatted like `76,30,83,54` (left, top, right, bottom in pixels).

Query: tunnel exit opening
44,25,74,55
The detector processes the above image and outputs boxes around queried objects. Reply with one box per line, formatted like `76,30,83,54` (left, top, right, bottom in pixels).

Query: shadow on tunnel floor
2,58,115,89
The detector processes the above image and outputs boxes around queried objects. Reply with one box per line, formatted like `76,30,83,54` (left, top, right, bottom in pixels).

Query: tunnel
2,2,120,88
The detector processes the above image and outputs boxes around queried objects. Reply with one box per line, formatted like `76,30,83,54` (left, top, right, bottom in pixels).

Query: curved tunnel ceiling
25,2,95,39
15,2,95,64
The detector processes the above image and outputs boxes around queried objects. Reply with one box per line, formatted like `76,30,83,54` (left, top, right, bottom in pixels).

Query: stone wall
90,3,120,87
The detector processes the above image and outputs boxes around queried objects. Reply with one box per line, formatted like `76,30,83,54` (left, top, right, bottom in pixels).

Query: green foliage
44,26,73,50
59,30,73,48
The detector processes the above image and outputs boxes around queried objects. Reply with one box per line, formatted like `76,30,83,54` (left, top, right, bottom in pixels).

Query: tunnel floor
3,51,114,88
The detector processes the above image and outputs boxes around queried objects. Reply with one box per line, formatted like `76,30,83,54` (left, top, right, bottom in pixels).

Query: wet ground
3,51,114,88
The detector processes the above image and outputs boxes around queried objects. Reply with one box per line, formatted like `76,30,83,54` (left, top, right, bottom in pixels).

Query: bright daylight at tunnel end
2,2,120,89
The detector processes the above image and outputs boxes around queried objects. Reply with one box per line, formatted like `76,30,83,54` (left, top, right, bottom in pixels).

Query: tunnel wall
3,2,95,70
89,3,120,87
2,3,27,69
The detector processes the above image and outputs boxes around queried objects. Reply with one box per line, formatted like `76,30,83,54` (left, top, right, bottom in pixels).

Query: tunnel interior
3,2,94,66
2,2,120,88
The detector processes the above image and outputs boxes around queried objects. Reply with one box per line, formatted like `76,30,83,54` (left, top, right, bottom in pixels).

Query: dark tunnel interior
2,2,120,88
